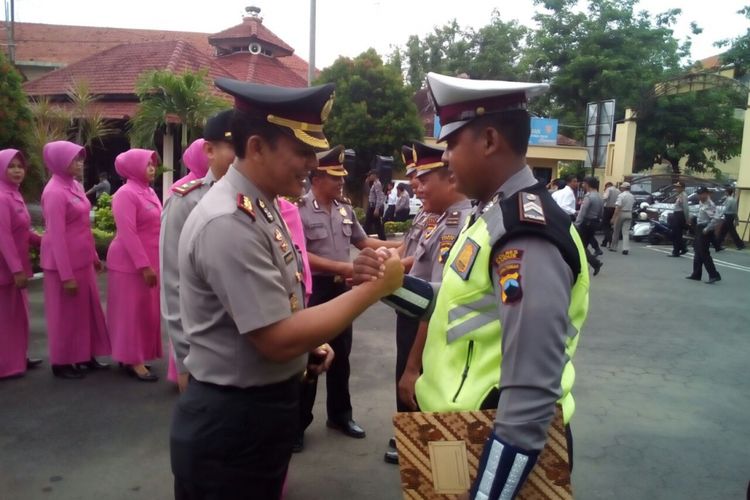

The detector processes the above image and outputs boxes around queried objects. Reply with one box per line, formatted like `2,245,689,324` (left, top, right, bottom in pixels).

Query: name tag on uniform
342,219,353,225
450,238,480,280
284,251,294,264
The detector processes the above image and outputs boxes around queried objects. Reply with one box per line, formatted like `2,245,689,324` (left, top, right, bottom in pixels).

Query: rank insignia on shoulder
172,179,202,197
519,191,546,224
445,211,461,227
499,271,523,304
237,194,256,220
257,198,275,223
450,238,480,280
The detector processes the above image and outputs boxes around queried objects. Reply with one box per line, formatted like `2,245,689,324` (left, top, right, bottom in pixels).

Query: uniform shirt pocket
306,223,328,241
342,224,352,237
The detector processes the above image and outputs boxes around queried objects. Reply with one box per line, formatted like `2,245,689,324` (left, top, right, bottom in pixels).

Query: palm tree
129,69,228,195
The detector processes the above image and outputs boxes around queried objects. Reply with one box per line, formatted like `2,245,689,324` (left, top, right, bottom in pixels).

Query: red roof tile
697,54,723,70
23,40,234,97
209,16,293,56
10,22,213,66
216,52,308,87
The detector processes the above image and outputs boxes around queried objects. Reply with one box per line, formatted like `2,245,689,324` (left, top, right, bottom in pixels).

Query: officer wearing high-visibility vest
353,72,589,499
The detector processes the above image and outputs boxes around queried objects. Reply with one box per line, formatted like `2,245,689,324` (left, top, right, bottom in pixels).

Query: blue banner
529,118,558,145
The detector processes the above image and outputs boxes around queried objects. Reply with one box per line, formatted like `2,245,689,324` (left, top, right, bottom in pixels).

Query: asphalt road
1,242,749,500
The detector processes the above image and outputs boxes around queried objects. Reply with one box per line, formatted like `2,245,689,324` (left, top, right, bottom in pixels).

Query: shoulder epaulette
446,211,461,227
518,191,546,225
171,179,203,197
237,194,256,220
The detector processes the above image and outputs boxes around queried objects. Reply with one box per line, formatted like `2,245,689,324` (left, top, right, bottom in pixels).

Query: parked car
389,180,423,217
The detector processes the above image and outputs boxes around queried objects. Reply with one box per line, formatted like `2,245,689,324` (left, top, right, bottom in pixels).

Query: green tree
524,0,690,132
635,84,744,174
316,49,423,201
0,51,32,150
718,6,750,78
130,69,228,150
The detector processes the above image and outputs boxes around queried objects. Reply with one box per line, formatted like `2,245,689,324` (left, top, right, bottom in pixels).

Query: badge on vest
237,194,256,220
519,192,546,224
499,271,523,304
450,238,480,280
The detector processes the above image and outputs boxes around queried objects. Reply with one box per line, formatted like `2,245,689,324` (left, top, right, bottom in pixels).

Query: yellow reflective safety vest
415,184,589,424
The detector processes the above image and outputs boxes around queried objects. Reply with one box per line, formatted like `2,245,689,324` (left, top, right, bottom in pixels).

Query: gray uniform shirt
575,191,603,225
697,199,719,231
615,190,635,215
675,191,690,218
179,166,306,387
369,179,385,211
395,191,410,212
159,171,215,373
724,195,738,215
437,167,574,451
298,191,366,274
602,186,619,208
409,198,472,282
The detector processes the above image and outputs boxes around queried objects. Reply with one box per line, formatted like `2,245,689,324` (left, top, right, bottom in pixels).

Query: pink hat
182,139,209,179
43,141,85,177
115,149,158,183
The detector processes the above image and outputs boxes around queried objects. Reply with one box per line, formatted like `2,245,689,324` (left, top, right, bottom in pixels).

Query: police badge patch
518,191,546,224
450,238,480,280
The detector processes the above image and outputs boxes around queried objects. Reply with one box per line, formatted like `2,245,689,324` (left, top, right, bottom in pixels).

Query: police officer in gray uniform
159,109,235,392
575,175,604,275
296,145,401,449
686,186,722,284
169,78,404,500
385,140,472,465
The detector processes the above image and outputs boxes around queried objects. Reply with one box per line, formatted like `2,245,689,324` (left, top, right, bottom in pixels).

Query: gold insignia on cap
338,150,345,163
476,106,486,115
321,94,334,122
412,149,418,165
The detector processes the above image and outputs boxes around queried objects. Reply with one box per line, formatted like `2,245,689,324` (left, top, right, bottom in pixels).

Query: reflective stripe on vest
416,204,589,424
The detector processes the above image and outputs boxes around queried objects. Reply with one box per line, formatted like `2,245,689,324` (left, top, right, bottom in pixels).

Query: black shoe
622,250,629,255
52,365,85,379
706,276,721,284
78,358,110,370
715,247,725,252
685,275,701,281
126,366,159,382
26,358,43,369
594,249,603,256
668,253,680,257
593,261,602,276
292,433,304,453
680,248,688,255
384,450,399,464
326,419,366,439
388,437,396,449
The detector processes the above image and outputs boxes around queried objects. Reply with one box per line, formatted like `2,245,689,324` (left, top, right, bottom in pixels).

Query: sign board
585,100,616,167
529,117,559,145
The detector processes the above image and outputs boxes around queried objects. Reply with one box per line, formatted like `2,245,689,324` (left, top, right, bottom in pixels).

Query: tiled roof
216,52,308,87
23,40,234,96
697,54,722,70
209,16,293,55
49,101,140,120
9,22,213,66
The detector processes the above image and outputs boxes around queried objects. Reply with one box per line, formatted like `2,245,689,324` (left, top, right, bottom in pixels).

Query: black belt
189,373,302,395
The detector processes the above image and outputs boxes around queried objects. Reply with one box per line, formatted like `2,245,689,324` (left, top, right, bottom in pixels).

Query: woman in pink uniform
172,138,209,188
0,149,43,379
41,141,110,380
107,149,162,382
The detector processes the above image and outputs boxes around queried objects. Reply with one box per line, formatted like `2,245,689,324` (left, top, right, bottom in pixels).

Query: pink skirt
107,270,163,365
0,284,29,378
43,267,110,365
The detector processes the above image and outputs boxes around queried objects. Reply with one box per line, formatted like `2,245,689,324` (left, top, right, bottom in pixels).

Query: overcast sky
9,0,749,68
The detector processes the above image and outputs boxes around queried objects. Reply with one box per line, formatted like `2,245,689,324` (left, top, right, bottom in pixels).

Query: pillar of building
735,94,750,242
604,108,637,185
161,128,174,200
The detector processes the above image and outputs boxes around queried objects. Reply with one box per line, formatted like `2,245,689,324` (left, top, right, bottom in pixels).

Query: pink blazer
107,149,161,273
0,150,41,285
40,142,98,281
278,198,313,303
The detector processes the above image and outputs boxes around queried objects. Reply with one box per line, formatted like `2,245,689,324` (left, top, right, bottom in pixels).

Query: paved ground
2,241,749,499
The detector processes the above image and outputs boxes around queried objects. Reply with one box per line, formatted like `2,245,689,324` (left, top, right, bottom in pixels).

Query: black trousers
601,207,615,246
691,225,720,280
395,313,420,413
670,212,687,255
170,376,299,500
365,204,386,240
718,214,746,248
577,220,601,268
299,277,353,431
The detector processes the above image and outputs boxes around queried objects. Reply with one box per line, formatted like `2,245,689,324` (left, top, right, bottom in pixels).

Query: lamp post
308,0,316,86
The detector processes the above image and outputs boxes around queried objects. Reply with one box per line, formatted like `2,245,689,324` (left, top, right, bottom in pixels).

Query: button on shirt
178,166,306,388
298,191,366,274
551,185,576,215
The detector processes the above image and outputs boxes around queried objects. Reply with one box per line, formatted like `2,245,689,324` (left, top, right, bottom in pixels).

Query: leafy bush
94,193,115,232
354,207,366,224
92,227,115,260
385,220,412,234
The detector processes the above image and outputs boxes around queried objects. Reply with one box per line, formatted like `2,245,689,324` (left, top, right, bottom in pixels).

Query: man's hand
177,372,190,393
352,248,386,285
142,267,157,287
307,344,335,376
63,279,78,296
398,367,420,411
338,262,354,279
367,248,404,299
13,272,28,289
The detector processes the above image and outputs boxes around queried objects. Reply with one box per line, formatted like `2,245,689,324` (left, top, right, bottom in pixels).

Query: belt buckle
333,275,344,284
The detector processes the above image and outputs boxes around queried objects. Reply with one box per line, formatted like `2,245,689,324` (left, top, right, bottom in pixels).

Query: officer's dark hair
467,109,531,157
396,183,406,192
584,176,599,190
605,181,613,188
98,172,108,180
556,179,567,190
230,110,285,159
565,174,577,184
